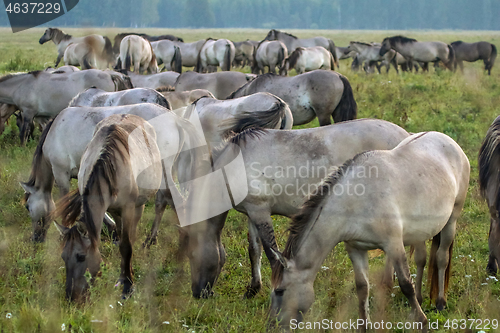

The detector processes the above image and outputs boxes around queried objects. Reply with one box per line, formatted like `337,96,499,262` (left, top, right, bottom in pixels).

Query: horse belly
289,95,316,125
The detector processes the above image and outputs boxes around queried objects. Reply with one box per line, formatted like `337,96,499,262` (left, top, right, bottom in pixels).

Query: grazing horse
346,41,393,73
144,92,294,246
232,40,258,68
196,38,235,72
151,40,183,73
478,115,500,275
264,29,338,68
156,87,215,110
174,71,255,99
117,35,158,74
451,41,497,75
0,70,132,144
269,131,470,331
280,46,334,76
69,87,170,109
52,114,162,300
180,119,409,298
228,71,357,126
116,70,179,89
39,28,114,68
112,32,184,55
252,40,288,75
380,35,455,71
20,103,197,242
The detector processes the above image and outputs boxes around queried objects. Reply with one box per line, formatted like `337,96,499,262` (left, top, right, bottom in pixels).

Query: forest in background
0,0,498,31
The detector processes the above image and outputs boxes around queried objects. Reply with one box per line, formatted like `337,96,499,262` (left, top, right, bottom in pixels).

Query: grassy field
0,28,500,332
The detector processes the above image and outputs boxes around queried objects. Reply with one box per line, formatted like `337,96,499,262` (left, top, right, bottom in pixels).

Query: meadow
0,28,499,332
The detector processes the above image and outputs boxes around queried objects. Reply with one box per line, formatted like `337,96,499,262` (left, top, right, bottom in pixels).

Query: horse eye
275,289,285,296
76,254,86,262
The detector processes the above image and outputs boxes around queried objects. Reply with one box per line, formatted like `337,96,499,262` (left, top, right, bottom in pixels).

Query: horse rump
332,74,357,123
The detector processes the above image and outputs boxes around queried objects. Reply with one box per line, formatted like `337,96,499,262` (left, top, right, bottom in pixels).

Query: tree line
0,0,498,30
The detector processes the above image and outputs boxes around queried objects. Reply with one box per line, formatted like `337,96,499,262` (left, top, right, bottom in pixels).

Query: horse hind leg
386,241,428,330
346,244,371,331
413,242,427,305
144,189,170,247
244,219,263,298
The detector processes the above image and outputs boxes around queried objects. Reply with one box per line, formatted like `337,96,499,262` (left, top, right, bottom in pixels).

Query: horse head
265,29,277,41
55,222,101,302
20,182,55,242
39,28,54,44
379,38,392,56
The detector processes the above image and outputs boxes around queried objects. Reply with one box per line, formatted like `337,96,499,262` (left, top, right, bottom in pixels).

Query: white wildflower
321,266,329,271
117,301,123,306
162,321,170,325
238,262,242,267
465,275,471,278
391,293,395,298
61,323,66,331
109,304,114,309
6,313,12,319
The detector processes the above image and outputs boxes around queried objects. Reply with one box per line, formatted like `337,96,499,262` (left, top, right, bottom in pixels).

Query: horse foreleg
487,217,500,275
144,189,169,247
19,113,34,145
244,219,263,298
118,204,143,297
346,244,370,331
55,53,63,67
247,211,279,273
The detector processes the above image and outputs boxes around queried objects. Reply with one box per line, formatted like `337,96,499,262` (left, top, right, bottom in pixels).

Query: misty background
0,0,498,30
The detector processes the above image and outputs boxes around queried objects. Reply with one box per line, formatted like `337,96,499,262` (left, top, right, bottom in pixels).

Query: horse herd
0,28,499,332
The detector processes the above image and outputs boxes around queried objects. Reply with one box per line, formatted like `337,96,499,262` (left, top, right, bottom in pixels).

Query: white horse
0,70,132,144
118,35,158,74
252,40,288,75
21,103,201,242
117,70,180,89
39,28,114,68
196,38,235,72
69,87,170,109
156,87,215,110
281,46,334,75
151,40,183,73
270,132,470,331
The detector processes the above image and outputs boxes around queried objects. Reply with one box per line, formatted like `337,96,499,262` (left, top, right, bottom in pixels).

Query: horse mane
156,85,175,92
22,119,55,203
211,128,267,162
479,116,500,207
50,28,72,43
61,225,86,250
271,151,374,287
451,41,463,46
350,41,372,47
287,47,304,69
385,35,418,46
0,74,15,83
226,73,275,99
28,70,43,78
51,70,67,74
221,99,286,140
274,29,298,39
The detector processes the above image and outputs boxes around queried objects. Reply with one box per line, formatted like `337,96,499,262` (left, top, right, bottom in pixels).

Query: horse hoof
243,285,261,299
436,297,446,311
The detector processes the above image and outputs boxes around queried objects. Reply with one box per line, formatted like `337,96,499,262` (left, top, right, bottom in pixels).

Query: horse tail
277,45,285,71
125,39,132,71
110,73,132,91
82,52,93,70
488,44,497,72
329,52,335,71
479,116,500,210
333,74,357,123
427,232,454,304
220,98,287,138
196,39,209,72
172,45,183,74
103,36,113,65
251,45,259,74
156,93,171,110
328,39,338,69
223,42,231,71
447,44,456,71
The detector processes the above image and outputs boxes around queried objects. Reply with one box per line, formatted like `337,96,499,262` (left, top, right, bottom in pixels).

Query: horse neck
34,153,55,192
84,181,109,247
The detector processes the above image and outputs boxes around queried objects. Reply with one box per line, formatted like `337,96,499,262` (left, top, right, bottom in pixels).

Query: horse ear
76,221,88,236
270,248,288,269
19,182,34,194
53,222,69,236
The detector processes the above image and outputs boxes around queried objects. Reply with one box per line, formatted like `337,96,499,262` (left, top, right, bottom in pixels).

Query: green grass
1,28,500,332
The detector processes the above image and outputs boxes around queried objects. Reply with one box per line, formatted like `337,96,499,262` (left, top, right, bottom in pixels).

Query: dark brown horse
478,115,500,275
113,33,184,55
451,41,497,75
